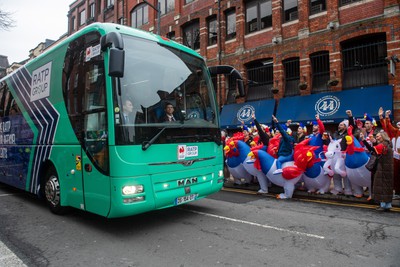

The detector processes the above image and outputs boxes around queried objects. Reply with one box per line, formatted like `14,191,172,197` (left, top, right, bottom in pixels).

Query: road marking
182,208,325,239
0,240,27,267
0,194,18,197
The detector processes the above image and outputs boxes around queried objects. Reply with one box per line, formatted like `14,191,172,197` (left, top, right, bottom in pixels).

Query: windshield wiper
142,127,166,151
171,134,221,146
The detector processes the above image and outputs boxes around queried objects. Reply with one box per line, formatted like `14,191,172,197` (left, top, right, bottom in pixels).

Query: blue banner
275,86,393,124
220,99,276,128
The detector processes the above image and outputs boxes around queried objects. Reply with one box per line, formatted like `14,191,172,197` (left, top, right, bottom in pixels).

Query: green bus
0,23,244,218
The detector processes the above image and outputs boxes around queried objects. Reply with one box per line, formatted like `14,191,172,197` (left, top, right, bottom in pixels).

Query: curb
223,179,400,208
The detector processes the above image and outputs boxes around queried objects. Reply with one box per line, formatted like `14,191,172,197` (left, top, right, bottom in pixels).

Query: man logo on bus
237,105,255,123
315,95,340,117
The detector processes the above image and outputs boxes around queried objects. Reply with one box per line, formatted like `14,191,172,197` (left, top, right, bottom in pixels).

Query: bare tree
0,9,15,31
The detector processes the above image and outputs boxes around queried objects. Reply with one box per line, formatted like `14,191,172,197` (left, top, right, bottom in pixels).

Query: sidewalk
223,176,400,208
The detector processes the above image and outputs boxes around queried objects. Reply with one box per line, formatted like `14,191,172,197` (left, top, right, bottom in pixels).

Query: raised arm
315,114,325,134
273,115,291,142
346,110,356,134
384,109,398,139
252,114,270,145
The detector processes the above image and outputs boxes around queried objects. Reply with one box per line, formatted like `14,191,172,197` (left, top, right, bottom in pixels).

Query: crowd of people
223,107,400,212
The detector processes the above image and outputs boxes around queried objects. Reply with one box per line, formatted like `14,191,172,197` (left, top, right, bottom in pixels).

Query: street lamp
142,0,161,35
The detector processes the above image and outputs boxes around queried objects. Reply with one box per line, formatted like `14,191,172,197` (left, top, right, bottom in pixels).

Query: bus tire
44,167,68,215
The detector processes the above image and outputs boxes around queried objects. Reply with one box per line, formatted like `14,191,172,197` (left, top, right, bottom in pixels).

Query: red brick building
67,0,400,126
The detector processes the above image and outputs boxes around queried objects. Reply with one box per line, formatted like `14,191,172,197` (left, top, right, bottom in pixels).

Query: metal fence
342,40,388,89
310,51,330,94
246,63,274,101
283,58,300,97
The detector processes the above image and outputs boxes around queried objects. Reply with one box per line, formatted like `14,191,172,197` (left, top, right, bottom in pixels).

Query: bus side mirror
100,32,125,78
109,48,125,78
208,65,245,97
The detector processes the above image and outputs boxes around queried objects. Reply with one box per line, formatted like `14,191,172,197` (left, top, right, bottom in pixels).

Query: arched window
246,59,274,101
310,51,330,94
283,57,300,97
341,34,387,89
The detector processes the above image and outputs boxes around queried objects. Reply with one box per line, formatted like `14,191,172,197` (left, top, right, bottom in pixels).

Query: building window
283,57,300,97
71,16,76,31
158,0,174,15
166,31,175,40
225,9,236,41
183,20,200,50
283,0,298,22
106,0,115,8
79,10,86,26
131,4,149,28
310,51,330,94
246,60,274,101
340,0,362,6
341,34,388,89
89,3,95,18
309,0,326,15
207,16,218,46
245,0,272,34
225,74,239,104
97,0,102,14
185,0,195,4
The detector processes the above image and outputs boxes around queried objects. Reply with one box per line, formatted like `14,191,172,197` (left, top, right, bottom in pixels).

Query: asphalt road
0,184,399,267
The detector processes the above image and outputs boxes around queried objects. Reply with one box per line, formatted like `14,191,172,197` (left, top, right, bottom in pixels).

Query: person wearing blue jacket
272,115,294,174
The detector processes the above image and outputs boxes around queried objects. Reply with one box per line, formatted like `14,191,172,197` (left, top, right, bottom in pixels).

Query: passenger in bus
162,102,176,122
122,99,133,124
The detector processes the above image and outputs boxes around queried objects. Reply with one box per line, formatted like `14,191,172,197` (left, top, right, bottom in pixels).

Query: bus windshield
115,35,220,146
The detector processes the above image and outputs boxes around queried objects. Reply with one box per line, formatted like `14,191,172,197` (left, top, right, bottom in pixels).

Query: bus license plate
175,194,198,205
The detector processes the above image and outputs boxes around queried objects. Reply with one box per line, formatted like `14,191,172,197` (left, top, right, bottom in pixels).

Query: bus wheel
44,168,68,214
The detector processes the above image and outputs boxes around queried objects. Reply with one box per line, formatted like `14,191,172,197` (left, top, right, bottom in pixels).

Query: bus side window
63,31,109,174
0,82,7,117
10,100,21,115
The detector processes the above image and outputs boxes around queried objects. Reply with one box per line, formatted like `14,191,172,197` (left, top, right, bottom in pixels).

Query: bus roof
23,22,203,69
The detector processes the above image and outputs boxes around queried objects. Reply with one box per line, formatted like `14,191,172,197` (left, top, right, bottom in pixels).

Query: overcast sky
0,0,73,64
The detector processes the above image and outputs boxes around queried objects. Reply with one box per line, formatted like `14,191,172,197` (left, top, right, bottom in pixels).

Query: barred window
283,57,300,97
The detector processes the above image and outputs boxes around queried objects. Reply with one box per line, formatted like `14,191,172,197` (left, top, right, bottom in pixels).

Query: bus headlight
218,170,223,177
122,185,144,195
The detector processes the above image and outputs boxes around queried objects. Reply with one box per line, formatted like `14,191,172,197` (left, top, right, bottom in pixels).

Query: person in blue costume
272,115,294,175
308,114,326,160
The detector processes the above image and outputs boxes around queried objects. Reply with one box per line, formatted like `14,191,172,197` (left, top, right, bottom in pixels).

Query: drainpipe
217,0,222,107
121,0,125,25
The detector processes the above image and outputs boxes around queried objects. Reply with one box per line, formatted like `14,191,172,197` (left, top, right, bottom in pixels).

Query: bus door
63,31,111,217
80,60,110,217
81,107,110,217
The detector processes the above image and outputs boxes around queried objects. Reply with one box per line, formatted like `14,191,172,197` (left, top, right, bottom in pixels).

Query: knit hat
364,113,377,126
281,124,292,135
341,119,349,128
298,122,307,133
